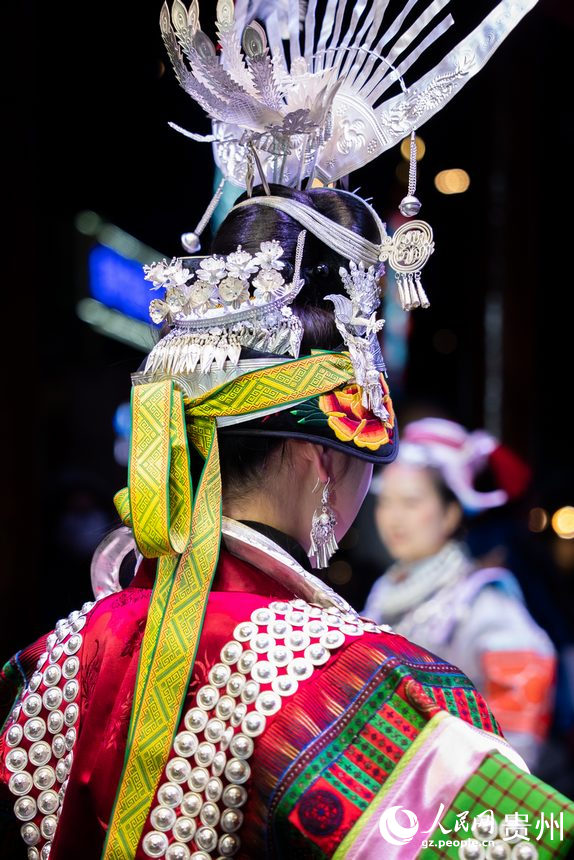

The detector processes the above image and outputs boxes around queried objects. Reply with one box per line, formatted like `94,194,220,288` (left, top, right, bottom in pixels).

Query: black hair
208,184,384,504
187,434,289,506
212,183,383,354
424,467,459,508
425,466,466,540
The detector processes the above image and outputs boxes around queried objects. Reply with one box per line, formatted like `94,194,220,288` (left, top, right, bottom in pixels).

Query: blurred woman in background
364,417,556,770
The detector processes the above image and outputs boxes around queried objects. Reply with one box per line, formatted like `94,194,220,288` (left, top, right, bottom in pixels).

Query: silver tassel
397,276,407,310
408,275,420,309
415,272,430,308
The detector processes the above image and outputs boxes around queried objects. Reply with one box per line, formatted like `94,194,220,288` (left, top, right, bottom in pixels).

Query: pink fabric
341,713,526,859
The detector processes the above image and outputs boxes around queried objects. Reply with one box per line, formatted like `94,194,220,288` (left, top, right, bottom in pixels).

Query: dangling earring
308,477,338,569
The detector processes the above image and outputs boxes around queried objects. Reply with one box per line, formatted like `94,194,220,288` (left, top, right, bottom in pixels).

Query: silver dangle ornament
379,221,434,311
381,130,434,311
399,131,422,218
181,176,226,253
308,478,338,569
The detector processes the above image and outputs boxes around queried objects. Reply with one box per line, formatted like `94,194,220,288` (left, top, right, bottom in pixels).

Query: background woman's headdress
390,417,532,513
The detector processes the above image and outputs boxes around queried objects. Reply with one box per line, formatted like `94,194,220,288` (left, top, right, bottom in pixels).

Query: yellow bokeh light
400,135,426,161
434,169,471,195
310,178,336,188
552,506,574,539
528,507,548,533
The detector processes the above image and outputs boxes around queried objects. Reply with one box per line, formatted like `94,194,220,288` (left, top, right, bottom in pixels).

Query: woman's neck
223,493,311,553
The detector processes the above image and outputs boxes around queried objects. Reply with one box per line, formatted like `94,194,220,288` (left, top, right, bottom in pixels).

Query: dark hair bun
211,184,382,352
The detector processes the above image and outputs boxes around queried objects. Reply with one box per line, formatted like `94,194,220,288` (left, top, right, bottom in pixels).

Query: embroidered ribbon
103,351,353,859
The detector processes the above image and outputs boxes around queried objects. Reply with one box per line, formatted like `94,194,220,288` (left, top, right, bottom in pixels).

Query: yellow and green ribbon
103,351,353,859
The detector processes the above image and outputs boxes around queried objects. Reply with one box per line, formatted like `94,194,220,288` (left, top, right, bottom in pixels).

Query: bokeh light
528,507,549,533
400,135,426,161
433,329,458,355
75,210,102,236
327,561,353,586
434,169,471,195
551,506,574,539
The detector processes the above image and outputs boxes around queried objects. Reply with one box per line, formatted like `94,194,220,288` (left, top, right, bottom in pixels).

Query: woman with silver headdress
1,1,573,858
364,418,557,771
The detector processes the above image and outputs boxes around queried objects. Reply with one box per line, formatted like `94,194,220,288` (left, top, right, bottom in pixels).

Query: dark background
2,0,573,670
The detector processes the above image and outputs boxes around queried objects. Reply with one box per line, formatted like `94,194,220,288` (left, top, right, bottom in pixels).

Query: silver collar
221,517,357,616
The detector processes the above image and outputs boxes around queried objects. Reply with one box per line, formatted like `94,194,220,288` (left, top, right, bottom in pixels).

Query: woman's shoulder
195,592,500,733
0,585,153,765
232,597,505,856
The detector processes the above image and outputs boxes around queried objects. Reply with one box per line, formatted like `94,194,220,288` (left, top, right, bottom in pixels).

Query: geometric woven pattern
105,406,221,859
129,381,192,558
189,351,353,421
269,648,501,860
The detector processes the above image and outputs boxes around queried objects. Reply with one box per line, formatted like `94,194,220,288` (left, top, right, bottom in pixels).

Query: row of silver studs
5,601,96,860
459,841,538,860
465,815,540,860
142,599,383,858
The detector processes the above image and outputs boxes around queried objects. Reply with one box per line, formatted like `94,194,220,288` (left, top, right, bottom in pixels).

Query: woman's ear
444,501,463,538
285,440,330,483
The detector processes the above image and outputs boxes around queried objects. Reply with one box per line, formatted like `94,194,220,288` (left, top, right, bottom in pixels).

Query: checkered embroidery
422,752,574,858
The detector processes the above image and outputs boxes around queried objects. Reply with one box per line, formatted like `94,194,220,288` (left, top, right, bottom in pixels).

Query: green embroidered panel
421,752,574,859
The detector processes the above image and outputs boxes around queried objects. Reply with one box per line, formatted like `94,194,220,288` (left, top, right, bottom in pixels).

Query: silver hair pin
181,176,226,253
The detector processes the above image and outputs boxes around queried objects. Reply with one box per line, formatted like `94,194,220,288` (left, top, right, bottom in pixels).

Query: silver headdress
142,230,306,381
146,0,538,402
162,0,537,189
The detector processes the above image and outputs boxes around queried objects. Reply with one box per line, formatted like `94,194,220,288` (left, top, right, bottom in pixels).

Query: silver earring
308,477,338,569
